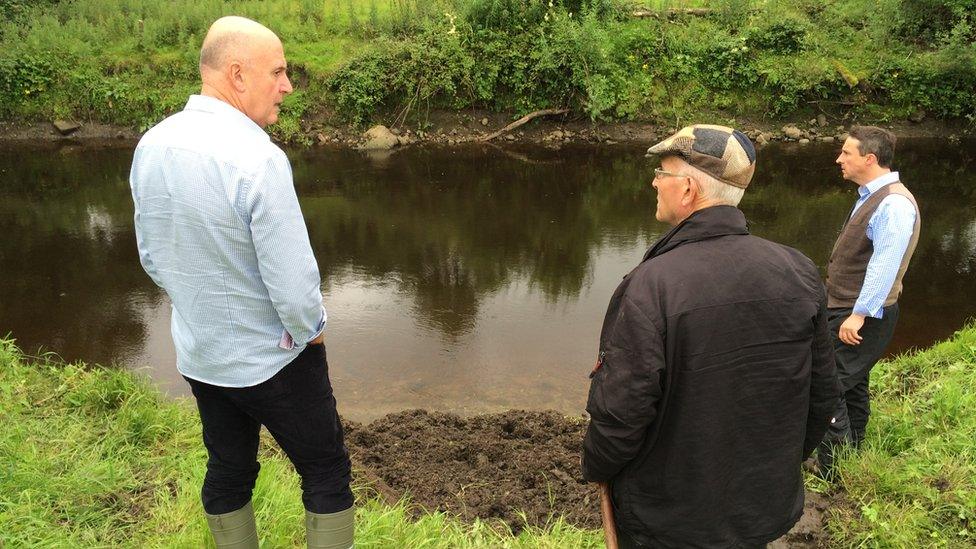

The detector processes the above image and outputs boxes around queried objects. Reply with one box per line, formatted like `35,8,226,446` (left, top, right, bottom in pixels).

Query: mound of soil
346,409,595,531
345,409,826,546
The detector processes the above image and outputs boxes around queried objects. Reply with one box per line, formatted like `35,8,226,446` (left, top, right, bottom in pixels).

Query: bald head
198,16,293,128
200,16,279,74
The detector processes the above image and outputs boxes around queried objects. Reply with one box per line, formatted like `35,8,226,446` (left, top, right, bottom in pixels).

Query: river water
1,139,974,421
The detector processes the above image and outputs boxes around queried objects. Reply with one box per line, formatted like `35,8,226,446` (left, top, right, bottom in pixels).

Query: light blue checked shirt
130,95,325,387
849,171,917,319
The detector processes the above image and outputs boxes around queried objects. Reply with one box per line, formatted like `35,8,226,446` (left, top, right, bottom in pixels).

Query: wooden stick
599,482,619,549
480,108,568,141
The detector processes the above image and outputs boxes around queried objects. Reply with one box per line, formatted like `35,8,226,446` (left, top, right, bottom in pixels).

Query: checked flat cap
646,124,757,189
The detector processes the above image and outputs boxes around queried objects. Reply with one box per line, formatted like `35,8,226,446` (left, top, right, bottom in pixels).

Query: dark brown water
1,140,974,421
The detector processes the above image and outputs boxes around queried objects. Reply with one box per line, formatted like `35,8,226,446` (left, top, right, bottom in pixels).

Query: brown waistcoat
826,182,921,309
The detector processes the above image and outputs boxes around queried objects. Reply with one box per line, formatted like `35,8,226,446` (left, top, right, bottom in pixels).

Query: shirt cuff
852,303,882,319
277,307,327,350
307,306,327,343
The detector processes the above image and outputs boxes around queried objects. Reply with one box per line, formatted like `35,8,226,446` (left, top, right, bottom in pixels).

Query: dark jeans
184,343,353,515
822,304,899,447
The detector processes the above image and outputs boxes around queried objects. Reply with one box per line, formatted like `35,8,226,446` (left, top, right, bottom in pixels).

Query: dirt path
345,409,827,546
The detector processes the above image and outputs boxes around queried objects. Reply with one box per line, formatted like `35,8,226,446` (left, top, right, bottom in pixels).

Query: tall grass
824,324,976,546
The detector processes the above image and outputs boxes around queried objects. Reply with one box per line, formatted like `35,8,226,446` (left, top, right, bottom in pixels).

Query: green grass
2,0,974,139
0,339,601,547
3,323,976,546
823,324,976,547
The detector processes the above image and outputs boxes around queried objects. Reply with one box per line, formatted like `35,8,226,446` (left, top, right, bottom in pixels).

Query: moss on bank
1,0,974,144
2,323,976,546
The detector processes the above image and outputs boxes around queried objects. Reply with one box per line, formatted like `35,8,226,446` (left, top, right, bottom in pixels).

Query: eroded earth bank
345,410,828,547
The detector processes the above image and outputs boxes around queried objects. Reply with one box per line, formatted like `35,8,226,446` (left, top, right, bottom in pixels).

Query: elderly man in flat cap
582,125,841,548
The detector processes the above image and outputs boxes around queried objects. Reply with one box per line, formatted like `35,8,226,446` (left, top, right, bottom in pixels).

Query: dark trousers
822,304,899,447
618,528,648,549
184,343,353,515
617,528,765,549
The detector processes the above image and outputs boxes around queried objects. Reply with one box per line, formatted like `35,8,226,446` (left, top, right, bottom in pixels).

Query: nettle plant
0,54,54,109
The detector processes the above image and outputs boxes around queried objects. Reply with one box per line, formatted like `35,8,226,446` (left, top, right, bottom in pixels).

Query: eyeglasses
654,168,692,180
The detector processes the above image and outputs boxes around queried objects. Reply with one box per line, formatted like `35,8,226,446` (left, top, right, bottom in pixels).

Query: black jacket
582,206,840,548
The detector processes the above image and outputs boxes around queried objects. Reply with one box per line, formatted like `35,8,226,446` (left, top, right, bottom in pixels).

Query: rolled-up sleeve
247,150,326,346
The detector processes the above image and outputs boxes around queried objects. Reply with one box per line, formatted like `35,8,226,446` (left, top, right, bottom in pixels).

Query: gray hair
684,162,745,206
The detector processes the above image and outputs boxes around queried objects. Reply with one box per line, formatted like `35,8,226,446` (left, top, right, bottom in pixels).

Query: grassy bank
2,324,975,546
0,339,600,547
1,0,974,143
824,324,976,546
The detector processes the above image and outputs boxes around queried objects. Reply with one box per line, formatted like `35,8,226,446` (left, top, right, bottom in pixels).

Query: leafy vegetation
0,0,974,137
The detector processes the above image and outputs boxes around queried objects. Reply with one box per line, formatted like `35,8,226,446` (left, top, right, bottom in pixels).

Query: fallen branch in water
480,108,569,142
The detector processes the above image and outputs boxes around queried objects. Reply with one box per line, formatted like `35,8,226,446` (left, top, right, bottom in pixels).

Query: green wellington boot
306,506,355,549
205,501,259,549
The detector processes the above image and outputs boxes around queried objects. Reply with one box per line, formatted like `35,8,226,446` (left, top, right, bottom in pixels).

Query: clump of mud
345,409,826,546
346,409,596,532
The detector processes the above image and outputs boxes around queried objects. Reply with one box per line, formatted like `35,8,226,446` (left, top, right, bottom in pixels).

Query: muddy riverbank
1,111,969,150
344,409,829,547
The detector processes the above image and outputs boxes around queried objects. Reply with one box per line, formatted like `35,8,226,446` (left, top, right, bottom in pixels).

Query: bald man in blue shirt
130,16,353,548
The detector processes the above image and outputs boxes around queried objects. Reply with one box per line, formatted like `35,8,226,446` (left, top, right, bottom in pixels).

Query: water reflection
1,139,974,421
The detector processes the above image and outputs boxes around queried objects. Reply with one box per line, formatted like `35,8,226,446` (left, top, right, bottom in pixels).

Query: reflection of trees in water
2,140,973,350
293,141,976,339
0,145,160,365
296,146,657,337
412,250,478,339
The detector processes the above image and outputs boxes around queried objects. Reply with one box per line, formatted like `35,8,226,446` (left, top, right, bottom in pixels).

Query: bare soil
345,409,829,547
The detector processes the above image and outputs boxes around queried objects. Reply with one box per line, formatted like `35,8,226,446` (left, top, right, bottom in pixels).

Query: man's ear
681,177,699,206
228,60,246,92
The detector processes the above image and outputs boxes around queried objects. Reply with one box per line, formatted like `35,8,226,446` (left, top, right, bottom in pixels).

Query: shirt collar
183,95,269,140
859,171,900,198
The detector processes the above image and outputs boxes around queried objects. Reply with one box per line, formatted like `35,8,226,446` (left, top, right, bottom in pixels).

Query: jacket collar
642,205,750,262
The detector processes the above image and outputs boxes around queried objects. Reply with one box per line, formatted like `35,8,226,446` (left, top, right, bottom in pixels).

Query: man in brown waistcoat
817,126,921,476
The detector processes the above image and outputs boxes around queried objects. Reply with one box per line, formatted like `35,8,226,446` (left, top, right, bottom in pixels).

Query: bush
3,0,976,138
0,0,60,22
897,0,976,46
696,35,757,90
327,21,475,125
883,47,976,118
465,0,617,31
0,53,55,112
746,18,809,54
